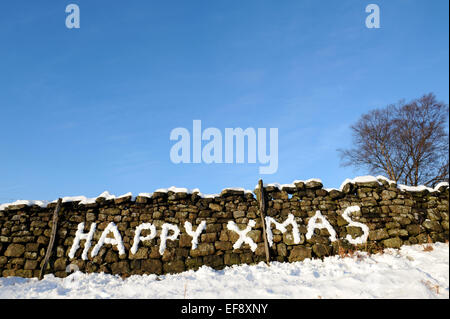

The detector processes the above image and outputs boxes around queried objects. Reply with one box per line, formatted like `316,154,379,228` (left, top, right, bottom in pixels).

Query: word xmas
170,120,278,174
69,206,368,260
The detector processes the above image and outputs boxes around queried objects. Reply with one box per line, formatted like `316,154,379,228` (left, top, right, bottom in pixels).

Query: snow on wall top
0,175,448,211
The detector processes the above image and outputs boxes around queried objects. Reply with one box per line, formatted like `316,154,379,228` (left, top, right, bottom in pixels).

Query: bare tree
338,93,449,187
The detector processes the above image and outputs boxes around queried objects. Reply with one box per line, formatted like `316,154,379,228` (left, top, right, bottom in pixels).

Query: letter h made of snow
69,222,96,260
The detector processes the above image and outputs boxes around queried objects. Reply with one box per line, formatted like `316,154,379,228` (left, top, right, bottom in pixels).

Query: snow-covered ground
0,243,448,299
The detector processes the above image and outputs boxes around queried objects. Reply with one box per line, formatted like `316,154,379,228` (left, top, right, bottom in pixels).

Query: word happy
69,206,368,260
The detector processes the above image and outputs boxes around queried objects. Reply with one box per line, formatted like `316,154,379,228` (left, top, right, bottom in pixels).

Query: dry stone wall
0,178,448,278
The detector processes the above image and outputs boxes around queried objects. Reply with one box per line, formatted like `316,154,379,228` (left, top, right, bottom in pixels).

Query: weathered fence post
257,179,270,265
39,198,62,280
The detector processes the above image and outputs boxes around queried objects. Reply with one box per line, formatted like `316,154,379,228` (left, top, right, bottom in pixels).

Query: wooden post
258,179,270,265
39,198,62,280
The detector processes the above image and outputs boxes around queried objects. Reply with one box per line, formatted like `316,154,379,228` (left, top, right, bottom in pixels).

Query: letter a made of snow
91,222,126,257
305,211,337,242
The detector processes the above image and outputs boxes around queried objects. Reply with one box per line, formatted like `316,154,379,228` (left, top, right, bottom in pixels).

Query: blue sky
0,0,448,202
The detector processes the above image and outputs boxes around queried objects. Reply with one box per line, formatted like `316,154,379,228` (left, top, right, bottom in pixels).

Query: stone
387,229,409,237
205,224,222,233
190,243,215,257
368,229,389,241
306,234,330,245
4,243,25,257
220,189,244,197
2,269,16,277
356,181,380,188
247,230,262,243
312,244,332,257
415,233,428,244
305,180,323,189
37,236,49,245
422,220,443,232
105,250,119,263
224,253,240,266
54,258,67,271
114,196,132,204
179,234,192,248
111,261,130,275
288,247,312,262
380,190,396,200
56,246,65,258
293,181,305,189
427,210,441,221
129,247,149,260
54,271,68,278
0,256,7,266
215,241,232,251
185,257,203,270
175,248,189,258
240,253,253,264
141,259,162,274
149,246,161,259
11,258,25,266
336,216,349,226
385,222,401,229
163,260,185,274
382,237,402,248
277,243,287,257
254,243,266,256
25,243,39,252
24,259,38,270
392,216,411,225
346,226,364,238
329,190,343,199
135,196,149,204
316,189,328,196
281,186,296,194
208,203,222,212
203,255,224,268
406,224,421,236
15,270,34,278
201,233,217,243
233,211,246,218
341,183,354,194
102,208,121,215
0,236,9,243
282,232,303,245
